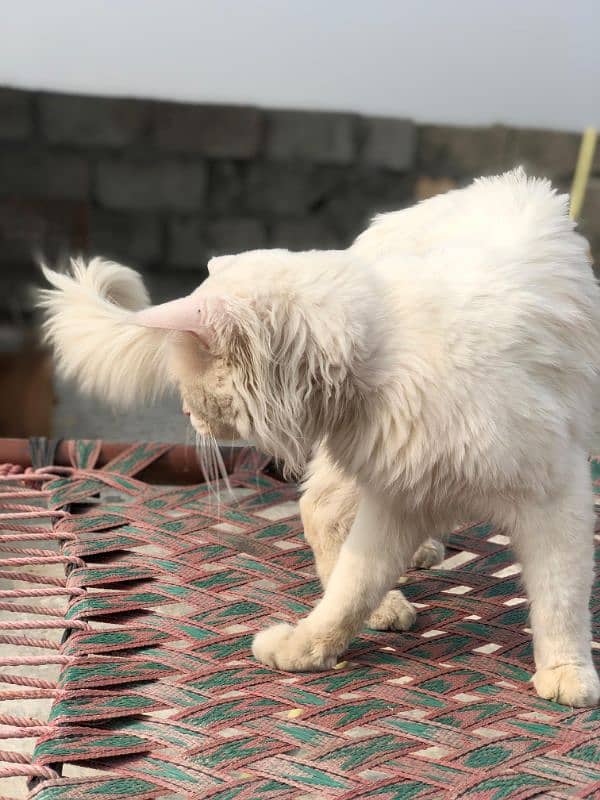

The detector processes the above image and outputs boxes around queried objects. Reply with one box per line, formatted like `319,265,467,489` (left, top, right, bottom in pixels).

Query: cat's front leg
252,489,422,671
300,447,418,632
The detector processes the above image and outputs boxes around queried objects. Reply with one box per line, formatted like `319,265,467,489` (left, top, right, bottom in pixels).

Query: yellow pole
570,127,597,221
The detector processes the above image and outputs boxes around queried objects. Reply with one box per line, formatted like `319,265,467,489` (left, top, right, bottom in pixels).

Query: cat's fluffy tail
38,257,170,408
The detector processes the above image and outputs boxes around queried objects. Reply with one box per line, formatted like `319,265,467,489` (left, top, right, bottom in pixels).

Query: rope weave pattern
0,440,599,799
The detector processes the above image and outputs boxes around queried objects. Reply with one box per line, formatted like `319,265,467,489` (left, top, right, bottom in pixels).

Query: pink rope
0,764,57,779
0,619,88,631
0,546,74,558
0,635,60,650
0,675,56,690
0,720,52,733
0,690,56,700
0,524,68,534
0,571,68,586
0,504,59,519
0,602,80,617
0,464,66,478
0,510,66,520
6,466,59,476
0,532,76,542
0,557,80,567
0,587,84,598
0,752,32,764
0,460,92,794
0,655,71,667
0,464,29,476
0,490,51,499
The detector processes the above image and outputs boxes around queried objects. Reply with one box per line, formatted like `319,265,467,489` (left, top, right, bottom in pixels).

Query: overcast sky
1,0,598,131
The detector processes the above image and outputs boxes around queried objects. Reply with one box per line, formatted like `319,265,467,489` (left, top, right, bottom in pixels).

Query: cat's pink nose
182,404,191,417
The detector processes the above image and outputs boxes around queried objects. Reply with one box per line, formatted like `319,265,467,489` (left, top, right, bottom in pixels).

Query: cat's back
353,168,597,331
356,170,598,447
354,168,586,273
349,170,599,488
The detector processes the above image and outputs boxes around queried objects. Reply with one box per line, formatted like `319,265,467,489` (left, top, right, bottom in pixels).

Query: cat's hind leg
412,537,445,568
300,449,416,631
509,451,600,707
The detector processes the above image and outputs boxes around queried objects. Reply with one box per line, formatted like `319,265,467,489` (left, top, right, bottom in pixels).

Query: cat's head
139,250,367,471
130,248,373,473
40,249,374,475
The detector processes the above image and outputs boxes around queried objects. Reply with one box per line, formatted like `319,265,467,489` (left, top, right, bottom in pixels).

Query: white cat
39,168,600,706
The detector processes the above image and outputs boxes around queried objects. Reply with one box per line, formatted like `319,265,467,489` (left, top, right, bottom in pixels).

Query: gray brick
266,110,356,164
415,176,456,201
505,128,580,180
0,200,46,263
0,88,32,140
168,216,209,268
322,169,414,241
244,163,342,216
169,215,267,267
593,139,600,175
207,218,266,256
0,261,40,313
154,102,262,158
361,117,415,171
40,92,148,147
582,177,600,221
209,161,244,214
419,124,580,182
0,149,89,200
0,198,83,266
418,125,511,176
271,217,341,251
89,210,162,264
145,273,208,303
96,158,207,211
579,177,600,268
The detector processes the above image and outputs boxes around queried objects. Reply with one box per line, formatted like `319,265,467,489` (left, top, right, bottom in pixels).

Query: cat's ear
207,255,234,275
132,293,224,348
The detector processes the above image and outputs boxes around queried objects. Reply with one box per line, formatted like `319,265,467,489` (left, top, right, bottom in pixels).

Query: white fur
39,169,600,705
39,257,169,407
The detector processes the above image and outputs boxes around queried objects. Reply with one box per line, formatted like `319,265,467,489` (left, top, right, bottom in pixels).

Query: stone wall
1,86,598,320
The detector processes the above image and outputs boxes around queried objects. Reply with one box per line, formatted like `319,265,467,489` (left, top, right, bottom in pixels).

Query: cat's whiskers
208,433,220,514
194,429,235,519
228,440,234,479
211,432,234,502
184,421,193,451
195,431,212,495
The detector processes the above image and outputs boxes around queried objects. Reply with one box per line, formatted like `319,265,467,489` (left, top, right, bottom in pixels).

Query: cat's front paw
252,622,340,671
532,663,600,707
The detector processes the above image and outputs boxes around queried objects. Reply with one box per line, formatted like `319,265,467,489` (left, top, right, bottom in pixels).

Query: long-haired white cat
39,168,600,706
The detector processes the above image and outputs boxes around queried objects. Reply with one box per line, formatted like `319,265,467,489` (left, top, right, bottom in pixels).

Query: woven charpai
1,441,599,800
